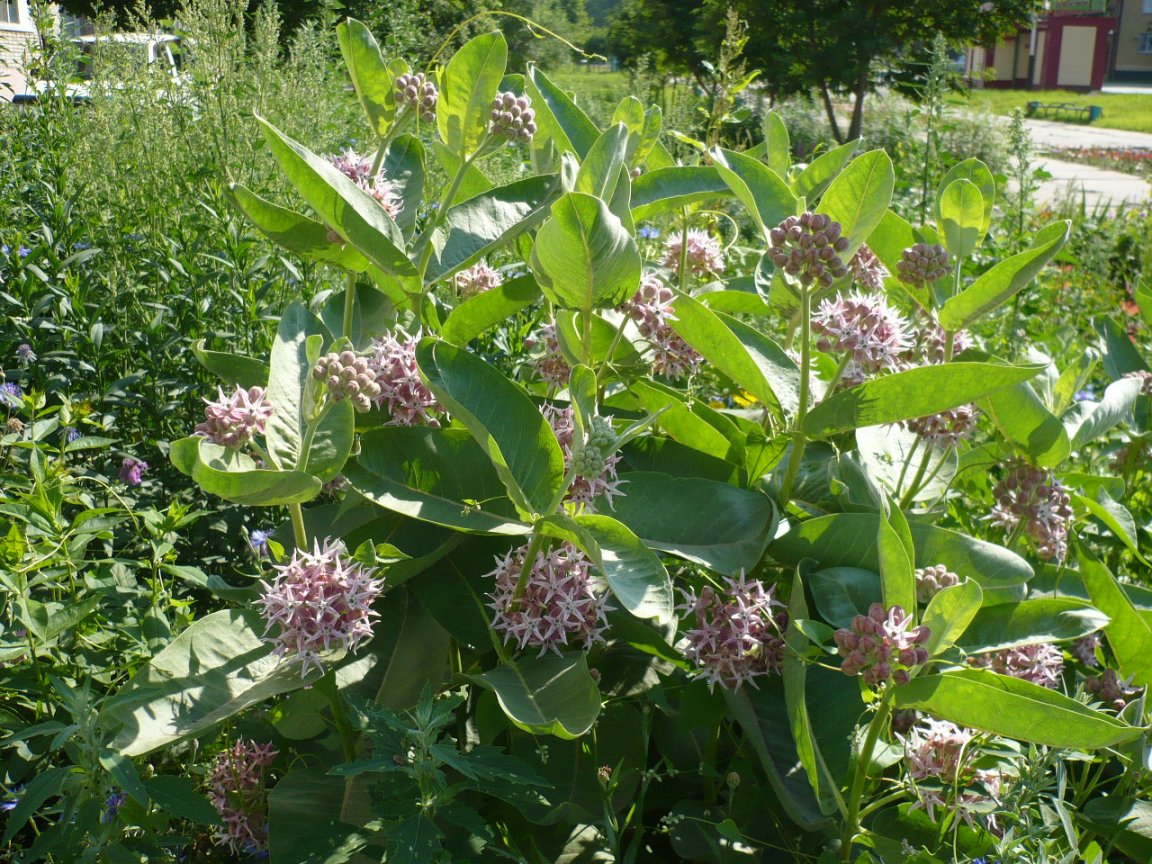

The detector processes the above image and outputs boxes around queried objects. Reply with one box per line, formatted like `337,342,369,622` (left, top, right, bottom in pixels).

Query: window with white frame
1141,33,1152,53
0,0,21,25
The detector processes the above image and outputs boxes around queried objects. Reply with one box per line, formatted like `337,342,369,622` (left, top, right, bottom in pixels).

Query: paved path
1020,118,1151,210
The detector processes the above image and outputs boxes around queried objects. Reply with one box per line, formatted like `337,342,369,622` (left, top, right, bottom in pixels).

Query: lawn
953,87,1152,134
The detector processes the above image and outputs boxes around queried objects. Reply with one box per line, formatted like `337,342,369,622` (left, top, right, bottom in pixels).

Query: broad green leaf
192,341,269,390
1078,545,1152,689
629,381,744,468
893,668,1140,748
1095,315,1149,380
441,274,541,345
346,427,529,535
699,285,772,316
554,310,645,371
257,117,418,289
540,513,674,624
39,595,100,643
808,567,881,629
1053,348,1099,416
337,19,398,137
921,580,983,656
935,158,995,242
770,513,1033,595
382,134,425,239
630,166,730,221
803,362,1043,437
432,140,492,203
711,147,798,240
470,652,601,739
268,769,369,864
526,64,600,159
429,174,562,282
1070,375,1144,449
1077,489,1147,565
877,504,915,614
575,123,629,202
939,221,1070,331
608,471,776,575
170,437,321,506
856,423,957,502
438,31,507,155
226,184,369,269
1,766,70,844
531,192,641,313
143,776,221,826
636,105,664,167
761,111,792,180
818,149,894,255
611,95,645,151
416,338,565,517
1081,798,1152,863
959,598,1108,653
319,281,397,349
938,178,985,260
105,610,327,757
792,138,858,203
669,294,799,424
980,381,1070,468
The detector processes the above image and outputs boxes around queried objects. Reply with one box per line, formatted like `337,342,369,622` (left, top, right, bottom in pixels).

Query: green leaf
226,184,369,269
257,117,418,289
429,174,562,282
792,138,858,204
416,338,565,517
575,123,629,202
555,310,645,371
771,513,1033,597
937,178,985,260
608,471,776,575
980,382,1071,468
935,158,995,243
939,221,1070,331
817,149,894,255
1076,489,1149,565
531,192,641,313
877,504,915,614
337,18,398,138
526,64,600,159
143,775,221,826
959,598,1108,653
441,274,541,344
40,595,100,643
1077,545,1152,690
629,381,744,468
1070,375,1144,450
669,294,799,423
1,766,70,844
170,437,321,506
808,567,880,628
268,769,369,864
345,427,529,535
193,341,270,390
382,135,426,239
761,111,792,180
711,147,798,240
541,513,674,624
105,610,326,757
893,668,1140,749
470,652,601,739
630,166,730,221
921,580,983,656
438,31,507,155
803,362,1044,437
432,140,492,203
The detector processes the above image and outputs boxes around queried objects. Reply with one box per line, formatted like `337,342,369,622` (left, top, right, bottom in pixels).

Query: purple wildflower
903,718,1001,829
208,740,277,854
525,321,571,387
811,290,911,382
638,226,661,240
834,603,930,686
101,791,126,823
620,275,702,379
454,261,503,298
541,403,625,512
678,574,788,691
988,462,1074,562
195,385,274,448
256,538,382,677
249,528,273,558
119,456,148,486
367,331,443,427
17,246,29,259
662,229,724,278
969,643,1064,688
63,426,81,444
485,540,611,655
0,382,21,408
327,149,403,218
14,344,34,364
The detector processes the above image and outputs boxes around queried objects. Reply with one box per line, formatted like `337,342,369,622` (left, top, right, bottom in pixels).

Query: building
0,0,36,98
966,0,1152,90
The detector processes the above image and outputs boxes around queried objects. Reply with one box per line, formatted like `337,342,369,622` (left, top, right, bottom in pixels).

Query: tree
610,0,1041,141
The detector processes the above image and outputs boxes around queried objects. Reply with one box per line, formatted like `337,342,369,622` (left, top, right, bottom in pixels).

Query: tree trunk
847,66,869,141
820,83,843,144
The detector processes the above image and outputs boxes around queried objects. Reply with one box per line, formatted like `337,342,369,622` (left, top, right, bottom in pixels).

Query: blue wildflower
1074,385,1097,402
0,382,22,408
638,225,661,240
73,242,90,251
101,791,126,823
64,426,82,443
0,245,7,255
17,247,29,258
15,343,34,364
249,528,273,557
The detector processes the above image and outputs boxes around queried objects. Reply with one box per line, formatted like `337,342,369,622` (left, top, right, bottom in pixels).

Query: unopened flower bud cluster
572,415,616,479
768,212,850,288
679,575,788,691
834,603,930,686
489,91,537,142
394,72,437,123
914,564,959,604
195,385,274,448
313,351,381,413
1085,668,1141,711
988,462,1074,561
896,242,949,287
543,404,624,512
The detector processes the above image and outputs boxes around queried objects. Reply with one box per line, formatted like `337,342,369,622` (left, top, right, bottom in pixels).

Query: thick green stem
342,270,357,342
289,503,308,550
894,434,923,499
319,672,358,762
778,287,812,505
898,446,935,510
510,527,547,604
942,330,956,364
841,689,896,862
678,207,690,293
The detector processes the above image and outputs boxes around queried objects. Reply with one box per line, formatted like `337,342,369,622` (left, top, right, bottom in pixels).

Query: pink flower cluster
678,575,788,691
327,149,403,219
195,385,274,448
256,538,383,677
834,603,930,686
208,739,277,854
525,321,571,387
988,462,1074,561
485,541,610,655
849,243,888,292
811,290,911,383
621,275,702,379
903,718,1000,828
541,403,625,512
661,229,724,277
905,404,980,446
454,260,503,298
368,331,443,427
1072,632,1100,667
1085,667,1141,711
969,642,1064,688
767,212,851,288
914,564,959,604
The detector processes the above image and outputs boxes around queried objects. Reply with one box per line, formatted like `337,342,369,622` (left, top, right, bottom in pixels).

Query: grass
951,88,1152,134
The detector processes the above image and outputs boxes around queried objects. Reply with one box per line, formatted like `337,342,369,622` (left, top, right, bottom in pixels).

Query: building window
0,1,21,25
1141,33,1152,53
1145,0,1152,13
